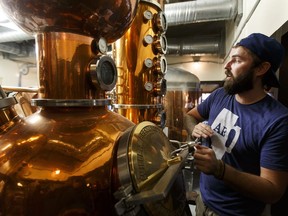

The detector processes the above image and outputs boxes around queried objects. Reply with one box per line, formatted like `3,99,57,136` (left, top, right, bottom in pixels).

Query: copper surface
0,106,134,215
36,32,101,99
113,0,166,125
0,0,139,43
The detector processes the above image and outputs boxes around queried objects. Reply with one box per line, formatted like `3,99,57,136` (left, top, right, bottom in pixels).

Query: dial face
143,10,153,21
143,34,153,45
98,37,108,54
144,58,153,68
144,82,153,91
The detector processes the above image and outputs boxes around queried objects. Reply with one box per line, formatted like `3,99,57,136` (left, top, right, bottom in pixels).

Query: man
185,33,288,215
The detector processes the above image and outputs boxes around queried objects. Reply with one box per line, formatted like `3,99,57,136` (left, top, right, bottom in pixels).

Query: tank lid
165,67,200,90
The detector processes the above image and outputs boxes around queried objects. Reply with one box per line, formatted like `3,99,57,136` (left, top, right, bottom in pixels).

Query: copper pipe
36,32,102,100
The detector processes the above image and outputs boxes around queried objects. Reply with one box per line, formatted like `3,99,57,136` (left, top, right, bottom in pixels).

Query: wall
0,54,37,87
170,0,288,82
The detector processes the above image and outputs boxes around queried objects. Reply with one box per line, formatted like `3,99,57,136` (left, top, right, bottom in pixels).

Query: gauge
143,10,153,21
91,37,108,54
143,34,153,46
98,37,108,54
144,58,153,68
144,82,154,92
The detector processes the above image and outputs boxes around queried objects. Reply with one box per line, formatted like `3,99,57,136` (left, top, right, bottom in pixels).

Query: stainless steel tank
165,67,201,142
0,1,190,215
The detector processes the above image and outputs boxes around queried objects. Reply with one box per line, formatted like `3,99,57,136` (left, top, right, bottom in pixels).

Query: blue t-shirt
197,87,288,216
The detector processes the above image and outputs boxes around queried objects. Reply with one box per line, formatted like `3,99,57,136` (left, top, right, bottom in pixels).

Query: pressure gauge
143,34,153,46
144,82,154,92
91,37,108,54
143,10,153,21
98,37,108,54
144,58,153,68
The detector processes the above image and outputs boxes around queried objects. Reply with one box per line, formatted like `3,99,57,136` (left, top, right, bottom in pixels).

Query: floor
183,159,200,216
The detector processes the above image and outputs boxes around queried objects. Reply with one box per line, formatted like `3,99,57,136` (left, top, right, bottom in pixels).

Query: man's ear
256,62,271,76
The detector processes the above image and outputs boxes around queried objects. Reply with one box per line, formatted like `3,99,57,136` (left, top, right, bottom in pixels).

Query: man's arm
224,165,288,204
194,145,288,204
183,107,204,140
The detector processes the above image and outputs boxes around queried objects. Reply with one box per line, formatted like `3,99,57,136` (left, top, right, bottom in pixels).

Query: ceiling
0,0,242,65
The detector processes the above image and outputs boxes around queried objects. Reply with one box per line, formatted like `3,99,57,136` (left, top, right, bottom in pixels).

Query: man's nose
224,61,231,69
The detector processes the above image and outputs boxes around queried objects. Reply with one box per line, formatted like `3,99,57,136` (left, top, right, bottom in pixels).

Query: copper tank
0,0,190,215
112,0,168,127
0,1,136,215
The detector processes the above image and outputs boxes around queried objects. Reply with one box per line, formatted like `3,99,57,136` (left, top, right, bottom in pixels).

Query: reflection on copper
0,0,138,43
37,32,100,99
0,106,134,215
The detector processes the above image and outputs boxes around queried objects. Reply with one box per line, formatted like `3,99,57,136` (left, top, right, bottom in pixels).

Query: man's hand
192,122,214,139
193,144,218,175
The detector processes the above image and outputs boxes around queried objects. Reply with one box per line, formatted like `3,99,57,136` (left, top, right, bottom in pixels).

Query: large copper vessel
0,1,136,215
0,0,190,215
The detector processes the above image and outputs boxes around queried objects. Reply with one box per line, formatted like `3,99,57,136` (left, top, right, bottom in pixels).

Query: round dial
144,82,154,91
98,37,108,54
143,35,153,45
144,58,153,68
143,10,153,21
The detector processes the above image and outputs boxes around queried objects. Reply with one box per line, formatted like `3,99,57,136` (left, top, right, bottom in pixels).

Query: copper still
0,0,190,215
112,0,168,127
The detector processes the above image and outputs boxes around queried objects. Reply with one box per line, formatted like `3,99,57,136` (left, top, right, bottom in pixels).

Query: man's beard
224,68,254,95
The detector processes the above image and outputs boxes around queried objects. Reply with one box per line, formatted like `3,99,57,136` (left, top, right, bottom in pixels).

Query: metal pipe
165,0,238,26
0,30,33,43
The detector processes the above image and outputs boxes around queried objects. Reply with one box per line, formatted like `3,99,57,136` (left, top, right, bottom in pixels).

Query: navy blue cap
237,33,285,88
